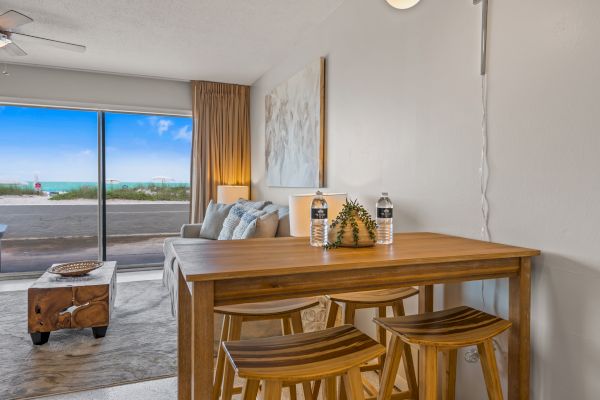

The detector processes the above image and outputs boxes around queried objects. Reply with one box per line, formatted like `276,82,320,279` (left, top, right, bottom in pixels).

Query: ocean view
18,181,190,193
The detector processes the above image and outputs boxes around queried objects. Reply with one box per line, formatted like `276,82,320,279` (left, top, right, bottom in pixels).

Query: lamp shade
386,0,421,10
217,185,249,204
289,193,347,237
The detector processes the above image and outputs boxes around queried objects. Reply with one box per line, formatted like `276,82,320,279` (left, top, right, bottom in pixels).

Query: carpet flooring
0,280,177,399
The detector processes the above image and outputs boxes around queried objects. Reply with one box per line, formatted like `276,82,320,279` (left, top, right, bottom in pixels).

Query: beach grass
0,185,40,196
49,185,189,201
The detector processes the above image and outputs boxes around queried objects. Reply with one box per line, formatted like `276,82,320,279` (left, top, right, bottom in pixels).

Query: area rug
0,280,177,399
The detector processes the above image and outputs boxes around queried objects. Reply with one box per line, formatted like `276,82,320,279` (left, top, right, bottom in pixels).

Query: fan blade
11,32,86,53
1,41,27,56
0,10,33,30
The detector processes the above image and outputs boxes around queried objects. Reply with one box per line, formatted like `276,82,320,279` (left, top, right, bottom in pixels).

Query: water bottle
310,191,328,247
376,192,393,244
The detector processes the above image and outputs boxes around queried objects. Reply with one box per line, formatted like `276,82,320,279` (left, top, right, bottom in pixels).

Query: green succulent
324,199,377,249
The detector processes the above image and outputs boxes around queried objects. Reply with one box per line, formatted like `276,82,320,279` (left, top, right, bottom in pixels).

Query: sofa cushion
199,201,234,239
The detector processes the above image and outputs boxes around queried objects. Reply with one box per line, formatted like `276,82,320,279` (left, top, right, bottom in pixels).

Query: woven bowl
48,261,103,277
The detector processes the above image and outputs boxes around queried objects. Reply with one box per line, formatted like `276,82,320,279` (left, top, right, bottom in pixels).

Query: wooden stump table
28,261,117,345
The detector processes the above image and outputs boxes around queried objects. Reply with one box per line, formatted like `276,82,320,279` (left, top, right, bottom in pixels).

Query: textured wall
250,0,600,398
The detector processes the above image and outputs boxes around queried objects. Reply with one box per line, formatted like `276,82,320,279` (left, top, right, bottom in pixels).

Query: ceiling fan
0,10,86,56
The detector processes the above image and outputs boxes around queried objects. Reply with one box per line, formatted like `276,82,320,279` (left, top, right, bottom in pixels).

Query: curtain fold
190,81,251,222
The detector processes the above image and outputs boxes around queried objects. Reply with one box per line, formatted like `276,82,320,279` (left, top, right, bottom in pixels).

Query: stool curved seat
375,306,512,348
223,324,385,382
214,297,319,318
327,287,419,305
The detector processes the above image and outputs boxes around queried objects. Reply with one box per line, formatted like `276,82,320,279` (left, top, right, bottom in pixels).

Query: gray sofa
161,203,292,352
162,204,291,316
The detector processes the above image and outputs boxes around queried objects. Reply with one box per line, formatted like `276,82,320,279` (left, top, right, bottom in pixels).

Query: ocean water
20,181,189,193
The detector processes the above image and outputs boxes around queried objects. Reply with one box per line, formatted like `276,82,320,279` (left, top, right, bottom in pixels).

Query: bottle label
311,208,328,219
377,208,393,218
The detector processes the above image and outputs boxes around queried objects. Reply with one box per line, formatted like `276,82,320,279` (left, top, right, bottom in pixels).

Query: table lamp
289,193,347,237
217,185,249,204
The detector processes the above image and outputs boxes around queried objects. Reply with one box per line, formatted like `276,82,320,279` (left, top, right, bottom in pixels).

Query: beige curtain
190,81,251,222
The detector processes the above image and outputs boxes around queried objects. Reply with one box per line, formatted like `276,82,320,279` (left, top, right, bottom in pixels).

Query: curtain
190,81,251,222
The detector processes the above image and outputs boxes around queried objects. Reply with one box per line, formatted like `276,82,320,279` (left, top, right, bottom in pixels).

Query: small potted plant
325,199,377,249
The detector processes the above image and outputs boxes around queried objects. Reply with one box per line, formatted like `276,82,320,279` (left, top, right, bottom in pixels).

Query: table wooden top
30,261,117,289
173,233,539,282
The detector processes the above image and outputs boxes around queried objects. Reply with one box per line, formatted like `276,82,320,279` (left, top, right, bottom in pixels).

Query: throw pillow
199,200,234,240
236,199,272,210
244,210,280,238
219,204,267,240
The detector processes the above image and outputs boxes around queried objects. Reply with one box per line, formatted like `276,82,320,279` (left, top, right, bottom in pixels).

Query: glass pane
104,112,192,267
0,105,99,273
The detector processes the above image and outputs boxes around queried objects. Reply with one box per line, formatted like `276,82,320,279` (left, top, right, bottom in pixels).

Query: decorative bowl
48,261,103,277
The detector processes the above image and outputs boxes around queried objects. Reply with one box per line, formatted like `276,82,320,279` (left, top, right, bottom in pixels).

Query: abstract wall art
265,58,325,188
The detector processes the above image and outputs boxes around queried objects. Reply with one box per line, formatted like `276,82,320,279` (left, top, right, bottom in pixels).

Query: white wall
251,0,600,398
0,64,191,115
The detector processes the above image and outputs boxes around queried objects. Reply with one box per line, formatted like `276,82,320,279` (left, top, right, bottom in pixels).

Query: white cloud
79,149,93,156
147,116,173,135
174,125,192,142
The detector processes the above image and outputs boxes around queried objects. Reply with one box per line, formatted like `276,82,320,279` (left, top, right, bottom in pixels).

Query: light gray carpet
0,280,177,400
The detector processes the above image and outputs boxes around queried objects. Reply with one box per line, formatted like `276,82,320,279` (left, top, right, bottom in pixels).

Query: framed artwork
265,58,325,188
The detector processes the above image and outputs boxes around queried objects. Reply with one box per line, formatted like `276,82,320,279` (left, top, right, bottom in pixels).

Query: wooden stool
215,298,320,400
375,306,512,400
323,288,419,398
222,325,386,400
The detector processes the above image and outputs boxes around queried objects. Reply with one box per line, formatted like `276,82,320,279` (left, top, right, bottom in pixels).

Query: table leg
178,268,192,400
418,285,434,400
508,257,531,400
193,281,215,399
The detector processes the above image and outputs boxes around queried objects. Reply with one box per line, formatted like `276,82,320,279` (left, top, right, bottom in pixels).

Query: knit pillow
218,204,267,240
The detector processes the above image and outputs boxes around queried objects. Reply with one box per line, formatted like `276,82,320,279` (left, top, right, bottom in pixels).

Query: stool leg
392,302,418,395
343,367,365,400
213,315,230,400
422,346,438,400
325,299,340,328
442,349,458,400
376,306,387,373
242,379,260,400
339,304,356,400
314,300,340,398
221,316,243,400
478,340,504,400
377,335,404,400
281,317,292,335
290,312,315,400
263,380,283,400
324,377,338,400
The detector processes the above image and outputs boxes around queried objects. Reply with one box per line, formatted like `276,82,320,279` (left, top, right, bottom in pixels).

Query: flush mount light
385,0,421,9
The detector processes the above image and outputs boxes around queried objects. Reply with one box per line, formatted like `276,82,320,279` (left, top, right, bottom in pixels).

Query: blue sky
0,105,192,182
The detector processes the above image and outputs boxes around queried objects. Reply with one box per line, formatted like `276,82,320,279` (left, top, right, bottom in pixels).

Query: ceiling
0,0,344,84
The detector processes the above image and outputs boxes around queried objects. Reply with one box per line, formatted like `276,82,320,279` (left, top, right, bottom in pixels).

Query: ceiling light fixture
0,33,12,48
385,0,421,10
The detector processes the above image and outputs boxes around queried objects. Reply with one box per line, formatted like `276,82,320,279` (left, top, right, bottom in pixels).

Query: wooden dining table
173,232,540,400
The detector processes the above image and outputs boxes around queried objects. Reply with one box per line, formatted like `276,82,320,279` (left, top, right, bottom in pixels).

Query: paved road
0,203,189,239
1,234,170,273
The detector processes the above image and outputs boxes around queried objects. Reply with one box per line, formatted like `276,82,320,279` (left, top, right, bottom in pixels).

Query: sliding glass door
0,105,99,273
104,112,192,267
0,105,192,274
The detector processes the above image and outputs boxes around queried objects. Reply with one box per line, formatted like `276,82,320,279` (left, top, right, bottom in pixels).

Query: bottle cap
382,192,389,196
